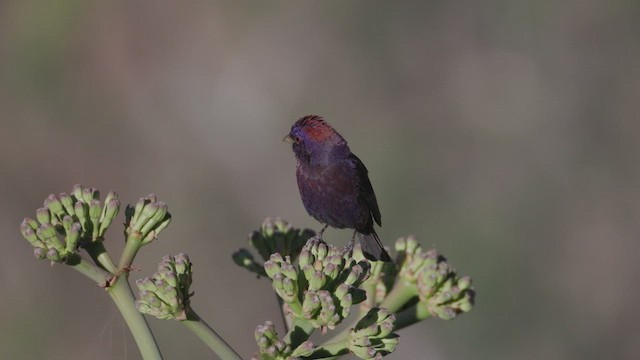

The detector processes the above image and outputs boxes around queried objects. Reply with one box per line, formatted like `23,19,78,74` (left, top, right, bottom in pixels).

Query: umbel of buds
264,238,370,331
125,194,171,245
394,236,475,320
251,218,315,261
347,308,399,360
136,253,193,320
19,184,120,263
233,218,315,277
252,321,315,360
415,252,474,320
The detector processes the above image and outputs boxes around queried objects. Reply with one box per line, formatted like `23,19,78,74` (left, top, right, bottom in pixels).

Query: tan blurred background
1,1,639,359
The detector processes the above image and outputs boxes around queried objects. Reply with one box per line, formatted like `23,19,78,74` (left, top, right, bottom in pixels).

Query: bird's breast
295,160,368,229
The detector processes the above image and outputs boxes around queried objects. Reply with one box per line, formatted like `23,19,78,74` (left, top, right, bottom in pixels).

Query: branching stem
182,308,242,360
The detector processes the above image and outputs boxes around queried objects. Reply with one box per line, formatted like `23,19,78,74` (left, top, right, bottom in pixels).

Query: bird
283,115,391,262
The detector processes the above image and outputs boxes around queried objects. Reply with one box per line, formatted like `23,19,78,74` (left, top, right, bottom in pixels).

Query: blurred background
1,1,639,359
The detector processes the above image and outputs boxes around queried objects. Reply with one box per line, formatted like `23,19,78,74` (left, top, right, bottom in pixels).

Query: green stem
316,328,350,357
83,240,118,274
67,256,109,284
287,300,303,318
306,340,349,359
394,302,432,330
360,278,377,315
275,295,291,333
283,318,316,349
107,275,163,360
182,308,242,360
379,279,418,314
118,233,143,270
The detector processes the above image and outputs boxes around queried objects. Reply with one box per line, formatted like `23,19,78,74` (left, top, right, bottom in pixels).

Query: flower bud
290,340,314,357
71,184,83,203
44,194,65,219
36,207,51,225
74,201,88,231
33,247,47,259
98,199,120,237
46,248,62,262
59,193,74,215
65,223,81,252
20,218,40,245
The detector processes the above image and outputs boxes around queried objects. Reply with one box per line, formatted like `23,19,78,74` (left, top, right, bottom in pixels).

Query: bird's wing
350,154,382,227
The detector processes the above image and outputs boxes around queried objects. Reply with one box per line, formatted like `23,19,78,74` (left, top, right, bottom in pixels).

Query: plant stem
83,240,118,274
107,275,163,360
394,302,431,330
284,318,316,348
118,233,143,270
68,256,109,284
379,279,418,314
306,340,350,359
275,295,291,333
316,328,350,357
359,277,378,315
182,308,242,360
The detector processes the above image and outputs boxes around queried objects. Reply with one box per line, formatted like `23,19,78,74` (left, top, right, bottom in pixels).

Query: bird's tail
358,230,392,262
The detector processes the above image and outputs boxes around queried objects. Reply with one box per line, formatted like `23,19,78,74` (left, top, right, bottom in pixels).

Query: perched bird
284,115,391,262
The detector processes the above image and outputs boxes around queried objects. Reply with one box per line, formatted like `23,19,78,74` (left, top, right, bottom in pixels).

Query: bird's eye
294,136,301,144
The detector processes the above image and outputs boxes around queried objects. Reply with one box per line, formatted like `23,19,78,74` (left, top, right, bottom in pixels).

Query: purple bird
284,115,391,262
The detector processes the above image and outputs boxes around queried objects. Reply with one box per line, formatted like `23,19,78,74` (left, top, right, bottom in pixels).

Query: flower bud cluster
251,218,315,261
396,236,475,320
347,308,398,360
124,194,171,245
251,321,314,360
136,253,193,320
233,218,315,277
264,239,370,330
19,184,120,263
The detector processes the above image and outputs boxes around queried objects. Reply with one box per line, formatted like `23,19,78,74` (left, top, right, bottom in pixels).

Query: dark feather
351,153,381,228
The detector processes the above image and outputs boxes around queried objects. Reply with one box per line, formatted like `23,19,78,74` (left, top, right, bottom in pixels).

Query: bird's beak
282,134,294,143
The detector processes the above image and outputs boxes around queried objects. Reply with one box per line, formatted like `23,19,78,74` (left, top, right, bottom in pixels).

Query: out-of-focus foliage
1,1,639,359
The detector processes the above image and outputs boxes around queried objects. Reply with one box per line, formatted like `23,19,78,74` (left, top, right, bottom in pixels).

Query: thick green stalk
379,280,418,314
68,256,109,284
306,340,349,359
83,240,118,274
284,318,316,349
287,300,303,318
275,295,291,332
118,233,143,270
394,302,432,330
182,308,242,360
360,278,377,315
315,328,350,358
107,275,163,360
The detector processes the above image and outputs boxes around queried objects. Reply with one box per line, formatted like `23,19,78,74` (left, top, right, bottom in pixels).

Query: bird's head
284,115,346,162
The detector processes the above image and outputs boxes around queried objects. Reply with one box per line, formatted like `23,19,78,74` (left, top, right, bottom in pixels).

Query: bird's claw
342,238,355,258
310,233,324,242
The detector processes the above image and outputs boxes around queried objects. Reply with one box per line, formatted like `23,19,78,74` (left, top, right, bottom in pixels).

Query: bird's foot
309,224,329,242
342,237,355,258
